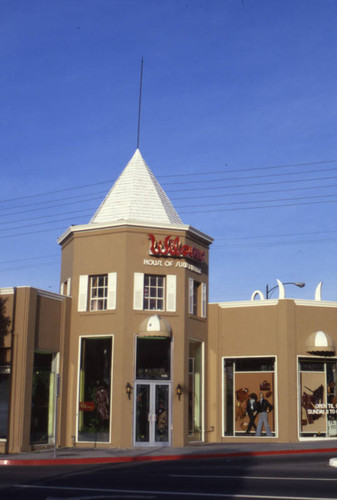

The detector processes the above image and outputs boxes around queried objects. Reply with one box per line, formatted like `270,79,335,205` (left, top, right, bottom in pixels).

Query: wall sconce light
126,382,133,400
176,384,182,400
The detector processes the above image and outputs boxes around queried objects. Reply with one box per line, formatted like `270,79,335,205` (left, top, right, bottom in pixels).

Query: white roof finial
315,281,323,301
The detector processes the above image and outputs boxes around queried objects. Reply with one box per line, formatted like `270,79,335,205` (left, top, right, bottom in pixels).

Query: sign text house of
144,234,204,275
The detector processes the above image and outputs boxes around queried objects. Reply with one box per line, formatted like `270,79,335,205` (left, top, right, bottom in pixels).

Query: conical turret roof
90,149,183,226
58,149,212,246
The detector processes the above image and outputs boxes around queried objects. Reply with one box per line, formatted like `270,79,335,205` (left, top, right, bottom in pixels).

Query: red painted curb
1,447,337,466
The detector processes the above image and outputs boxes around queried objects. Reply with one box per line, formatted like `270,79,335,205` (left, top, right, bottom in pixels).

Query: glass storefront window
299,358,337,438
135,384,150,442
155,384,169,442
78,337,112,442
0,348,11,440
30,352,54,444
223,357,276,437
224,360,234,436
188,340,204,441
136,338,170,380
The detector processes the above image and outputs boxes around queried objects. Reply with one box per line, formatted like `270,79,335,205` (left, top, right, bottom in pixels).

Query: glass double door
134,382,171,446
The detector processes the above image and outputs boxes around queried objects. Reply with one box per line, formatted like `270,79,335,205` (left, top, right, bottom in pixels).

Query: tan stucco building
1,150,337,453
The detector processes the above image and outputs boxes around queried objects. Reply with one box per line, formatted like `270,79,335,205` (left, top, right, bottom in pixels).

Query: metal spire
137,57,144,150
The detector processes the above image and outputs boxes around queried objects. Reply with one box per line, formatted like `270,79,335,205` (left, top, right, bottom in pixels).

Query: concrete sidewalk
1,440,337,466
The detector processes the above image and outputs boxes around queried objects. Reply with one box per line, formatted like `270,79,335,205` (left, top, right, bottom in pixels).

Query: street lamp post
266,281,305,299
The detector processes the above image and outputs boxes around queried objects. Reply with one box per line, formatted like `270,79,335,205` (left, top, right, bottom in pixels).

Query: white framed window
188,340,205,442
189,278,207,318
60,277,71,296
77,335,113,443
144,275,165,311
77,273,117,312
90,275,108,311
298,357,337,439
222,356,277,438
133,273,176,312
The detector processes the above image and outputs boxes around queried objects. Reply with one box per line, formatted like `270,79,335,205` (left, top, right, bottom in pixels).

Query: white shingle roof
90,149,183,226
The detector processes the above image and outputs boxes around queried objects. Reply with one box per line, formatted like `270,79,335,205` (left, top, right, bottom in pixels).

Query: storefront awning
139,314,172,338
306,331,335,355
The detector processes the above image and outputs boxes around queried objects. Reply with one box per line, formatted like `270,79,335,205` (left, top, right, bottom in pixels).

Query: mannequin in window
95,381,109,422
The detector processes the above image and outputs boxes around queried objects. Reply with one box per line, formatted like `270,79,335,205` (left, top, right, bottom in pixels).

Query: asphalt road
1,453,337,499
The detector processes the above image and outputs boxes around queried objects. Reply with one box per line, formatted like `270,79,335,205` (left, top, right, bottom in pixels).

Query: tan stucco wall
207,299,337,444
59,224,210,449
0,288,70,453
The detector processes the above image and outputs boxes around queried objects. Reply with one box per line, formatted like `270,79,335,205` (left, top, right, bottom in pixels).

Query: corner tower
58,150,213,448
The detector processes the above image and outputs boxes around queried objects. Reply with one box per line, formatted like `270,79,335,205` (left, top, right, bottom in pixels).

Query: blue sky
1,0,337,302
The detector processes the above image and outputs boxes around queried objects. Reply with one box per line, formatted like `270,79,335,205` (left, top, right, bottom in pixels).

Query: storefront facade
56,149,212,450
1,149,337,453
0,287,70,454
208,298,337,443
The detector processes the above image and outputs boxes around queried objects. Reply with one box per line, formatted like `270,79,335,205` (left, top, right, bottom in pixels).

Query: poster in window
300,372,326,434
234,372,274,434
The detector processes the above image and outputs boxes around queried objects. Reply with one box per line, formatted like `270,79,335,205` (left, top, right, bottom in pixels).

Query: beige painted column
8,288,37,453
276,300,298,442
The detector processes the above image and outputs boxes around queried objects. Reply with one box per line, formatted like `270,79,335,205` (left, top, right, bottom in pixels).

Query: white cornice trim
211,298,337,309
294,299,337,308
13,286,66,302
212,300,279,308
0,287,15,295
58,221,213,245
37,289,66,301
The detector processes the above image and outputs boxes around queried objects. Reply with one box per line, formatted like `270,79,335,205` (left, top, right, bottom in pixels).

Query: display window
188,340,204,442
30,352,58,445
136,338,171,380
188,279,207,318
77,336,113,443
299,358,337,438
0,348,11,440
223,357,276,437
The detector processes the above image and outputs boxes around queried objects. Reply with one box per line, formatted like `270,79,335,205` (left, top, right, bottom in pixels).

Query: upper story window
78,273,117,312
144,274,165,311
192,280,199,316
133,273,176,313
90,275,108,311
60,278,71,296
189,278,207,318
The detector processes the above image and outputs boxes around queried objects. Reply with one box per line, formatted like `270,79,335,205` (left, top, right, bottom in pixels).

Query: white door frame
133,381,171,447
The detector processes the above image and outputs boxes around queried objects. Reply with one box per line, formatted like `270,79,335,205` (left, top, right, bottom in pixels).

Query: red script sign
148,234,205,262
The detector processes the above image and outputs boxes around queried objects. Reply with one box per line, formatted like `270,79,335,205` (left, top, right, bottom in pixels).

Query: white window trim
201,282,207,318
166,274,176,312
76,334,114,445
133,273,144,310
107,272,117,310
296,355,337,441
189,278,194,315
221,355,278,439
78,273,117,312
78,275,89,312
134,273,177,312
189,279,207,318
187,339,205,444
60,277,71,296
